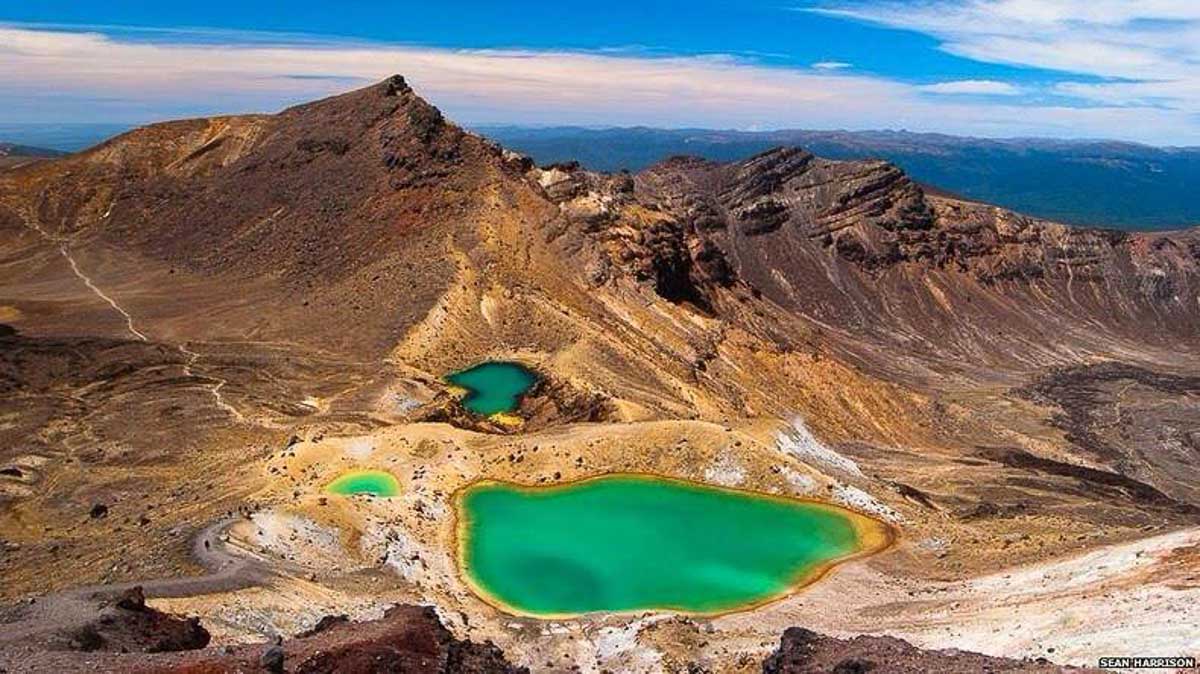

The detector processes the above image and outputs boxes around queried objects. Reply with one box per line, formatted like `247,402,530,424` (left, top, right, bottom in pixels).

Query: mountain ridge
479,124,1200,152
482,125,1200,229
0,142,64,171
5,75,1197,382
7,116,1199,229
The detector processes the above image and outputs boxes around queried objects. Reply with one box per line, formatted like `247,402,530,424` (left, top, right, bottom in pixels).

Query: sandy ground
140,416,1198,673
145,521,1199,673
732,527,1200,670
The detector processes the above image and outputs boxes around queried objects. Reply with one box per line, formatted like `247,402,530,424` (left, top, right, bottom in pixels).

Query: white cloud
809,1,1200,115
919,79,1021,95
1055,78,1200,108
812,61,852,70
0,24,1197,144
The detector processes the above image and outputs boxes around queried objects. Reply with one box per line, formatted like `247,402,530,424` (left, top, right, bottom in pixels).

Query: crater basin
325,470,400,497
445,361,538,416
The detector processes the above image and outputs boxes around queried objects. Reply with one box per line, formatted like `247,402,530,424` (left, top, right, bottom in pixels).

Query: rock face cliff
538,146,1199,370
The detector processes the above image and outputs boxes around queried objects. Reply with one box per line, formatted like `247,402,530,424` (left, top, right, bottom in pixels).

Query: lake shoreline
453,472,898,619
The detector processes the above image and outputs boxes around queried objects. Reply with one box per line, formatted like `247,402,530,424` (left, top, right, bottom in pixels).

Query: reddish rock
138,605,525,674
762,627,1102,673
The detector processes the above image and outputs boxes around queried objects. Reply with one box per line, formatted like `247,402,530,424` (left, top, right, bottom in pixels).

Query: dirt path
177,342,247,424
16,212,247,424
59,249,148,342
0,516,273,647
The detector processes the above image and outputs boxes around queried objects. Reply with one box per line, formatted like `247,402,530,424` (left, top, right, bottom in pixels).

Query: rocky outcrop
542,144,1200,365
632,147,937,271
287,606,522,674
762,626,1100,673
33,587,210,655
0,604,524,673
534,158,737,312
161,605,520,674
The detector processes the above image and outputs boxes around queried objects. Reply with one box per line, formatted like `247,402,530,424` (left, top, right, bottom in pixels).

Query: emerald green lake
325,470,400,497
458,475,885,616
446,361,537,416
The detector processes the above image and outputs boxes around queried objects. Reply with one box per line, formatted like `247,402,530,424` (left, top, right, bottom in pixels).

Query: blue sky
2,1,1199,144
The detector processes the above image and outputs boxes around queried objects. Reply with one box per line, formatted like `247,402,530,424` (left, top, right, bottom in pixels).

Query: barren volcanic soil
1,76,1198,672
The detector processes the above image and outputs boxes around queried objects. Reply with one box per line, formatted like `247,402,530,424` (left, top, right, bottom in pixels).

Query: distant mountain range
0,142,63,158
0,142,65,170
479,126,1200,231
4,121,1199,230
0,123,130,153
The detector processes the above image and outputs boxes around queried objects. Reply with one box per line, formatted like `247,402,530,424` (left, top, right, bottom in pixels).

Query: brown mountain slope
1,77,1197,671
4,76,1195,376
548,147,1199,371
538,147,1200,512
0,76,543,358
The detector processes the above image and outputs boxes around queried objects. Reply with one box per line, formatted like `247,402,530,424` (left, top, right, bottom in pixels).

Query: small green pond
446,361,538,416
457,475,888,616
325,470,400,497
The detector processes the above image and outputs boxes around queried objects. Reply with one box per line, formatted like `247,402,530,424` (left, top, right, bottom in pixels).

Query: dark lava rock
72,604,531,673
762,626,1100,673
114,586,146,612
260,644,285,673
54,586,211,654
292,605,525,674
65,624,105,652
296,614,349,638
833,658,876,674
89,504,109,519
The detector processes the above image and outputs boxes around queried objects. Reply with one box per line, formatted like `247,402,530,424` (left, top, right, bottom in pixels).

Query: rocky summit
1,76,1197,672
